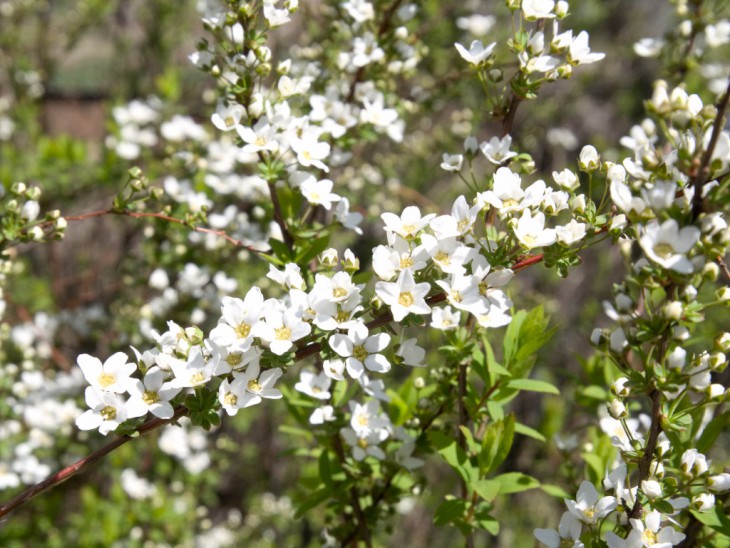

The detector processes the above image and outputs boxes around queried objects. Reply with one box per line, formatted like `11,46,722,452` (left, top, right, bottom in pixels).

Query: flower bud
608,399,627,419
578,145,600,172
716,287,730,302
611,377,630,397
20,200,40,222
55,217,67,231
609,214,627,232
11,181,27,195
641,479,663,499
343,249,359,272
414,376,426,389
716,332,730,352
703,262,719,280
555,1,569,17
707,473,730,492
319,248,338,268
570,194,586,213
707,384,726,399
661,300,683,321
692,493,715,511
28,226,44,241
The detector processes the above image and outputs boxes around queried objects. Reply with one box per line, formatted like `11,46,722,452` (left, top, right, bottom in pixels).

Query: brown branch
629,389,663,520
692,76,730,220
0,405,188,519
57,208,267,254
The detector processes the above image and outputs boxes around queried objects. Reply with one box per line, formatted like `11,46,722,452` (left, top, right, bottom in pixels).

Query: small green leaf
491,472,539,494
514,422,546,442
295,486,332,519
506,378,559,394
540,484,571,498
652,499,674,515
470,479,500,503
434,498,467,526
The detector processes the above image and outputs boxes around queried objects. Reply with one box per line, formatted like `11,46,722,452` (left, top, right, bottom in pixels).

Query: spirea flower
639,219,701,274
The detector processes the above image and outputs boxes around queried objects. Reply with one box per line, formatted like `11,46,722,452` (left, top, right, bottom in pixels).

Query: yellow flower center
357,438,369,449
226,353,243,367
478,281,488,296
357,415,369,426
275,326,291,340
653,242,675,259
98,373,116,389
582,507,595,521
224,393,237,406
248,379,262,393
333,287,348,299
401,224,416,235
398,292,414,307
335,310,351,323
101,406,116,421
353,345,368,362
642,530,657,545
434,251,450,265
190,372,205,385
400,257,414,268
142,391,159,405
235,323,251,338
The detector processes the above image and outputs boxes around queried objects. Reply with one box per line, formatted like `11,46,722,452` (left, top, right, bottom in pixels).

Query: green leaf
652,499,675,515
479,414,515,475
434,498,467,527
696,411,729,453
580,385,608,400
491,472,540,494
470,479,500,503
690,506,730,535
581,452,605,483
506,378,559,394
514,422,546,442
486,400,504,421
430,431,477,483
540,484,571,499
296,233,331,265
268,238,292,262
294,486,332,519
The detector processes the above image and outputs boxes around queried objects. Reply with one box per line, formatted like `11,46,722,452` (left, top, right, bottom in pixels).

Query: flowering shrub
0,0,729,545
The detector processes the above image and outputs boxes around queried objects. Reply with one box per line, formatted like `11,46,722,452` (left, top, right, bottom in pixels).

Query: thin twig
629,389,662,520
0,405,188,519
691,77,730,220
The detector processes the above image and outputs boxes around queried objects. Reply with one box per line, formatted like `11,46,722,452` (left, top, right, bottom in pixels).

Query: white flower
211,103,245,132
430,305,461,330
340,426,388,461
221,362,283,413
375,268,431,322
255,308,311,355
480,135,517,165
330,322,391,377
568,31,605,65
381,206,435,240
76,387,128,435
564,481,617,524
625,510,685,547
120,469,157,500
454,40,497,65
301,178,340,210
639,219,701,274
440,153,464,172
125,367,181,419
77,352,136,394
396,338,425,367
209,289,264,351
349,400,391,437
169,347,221,389
294,370,332,400
534,511,583,548
309,405,335,425
522,0,555,20
556,219,587,245
513,209,557,249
